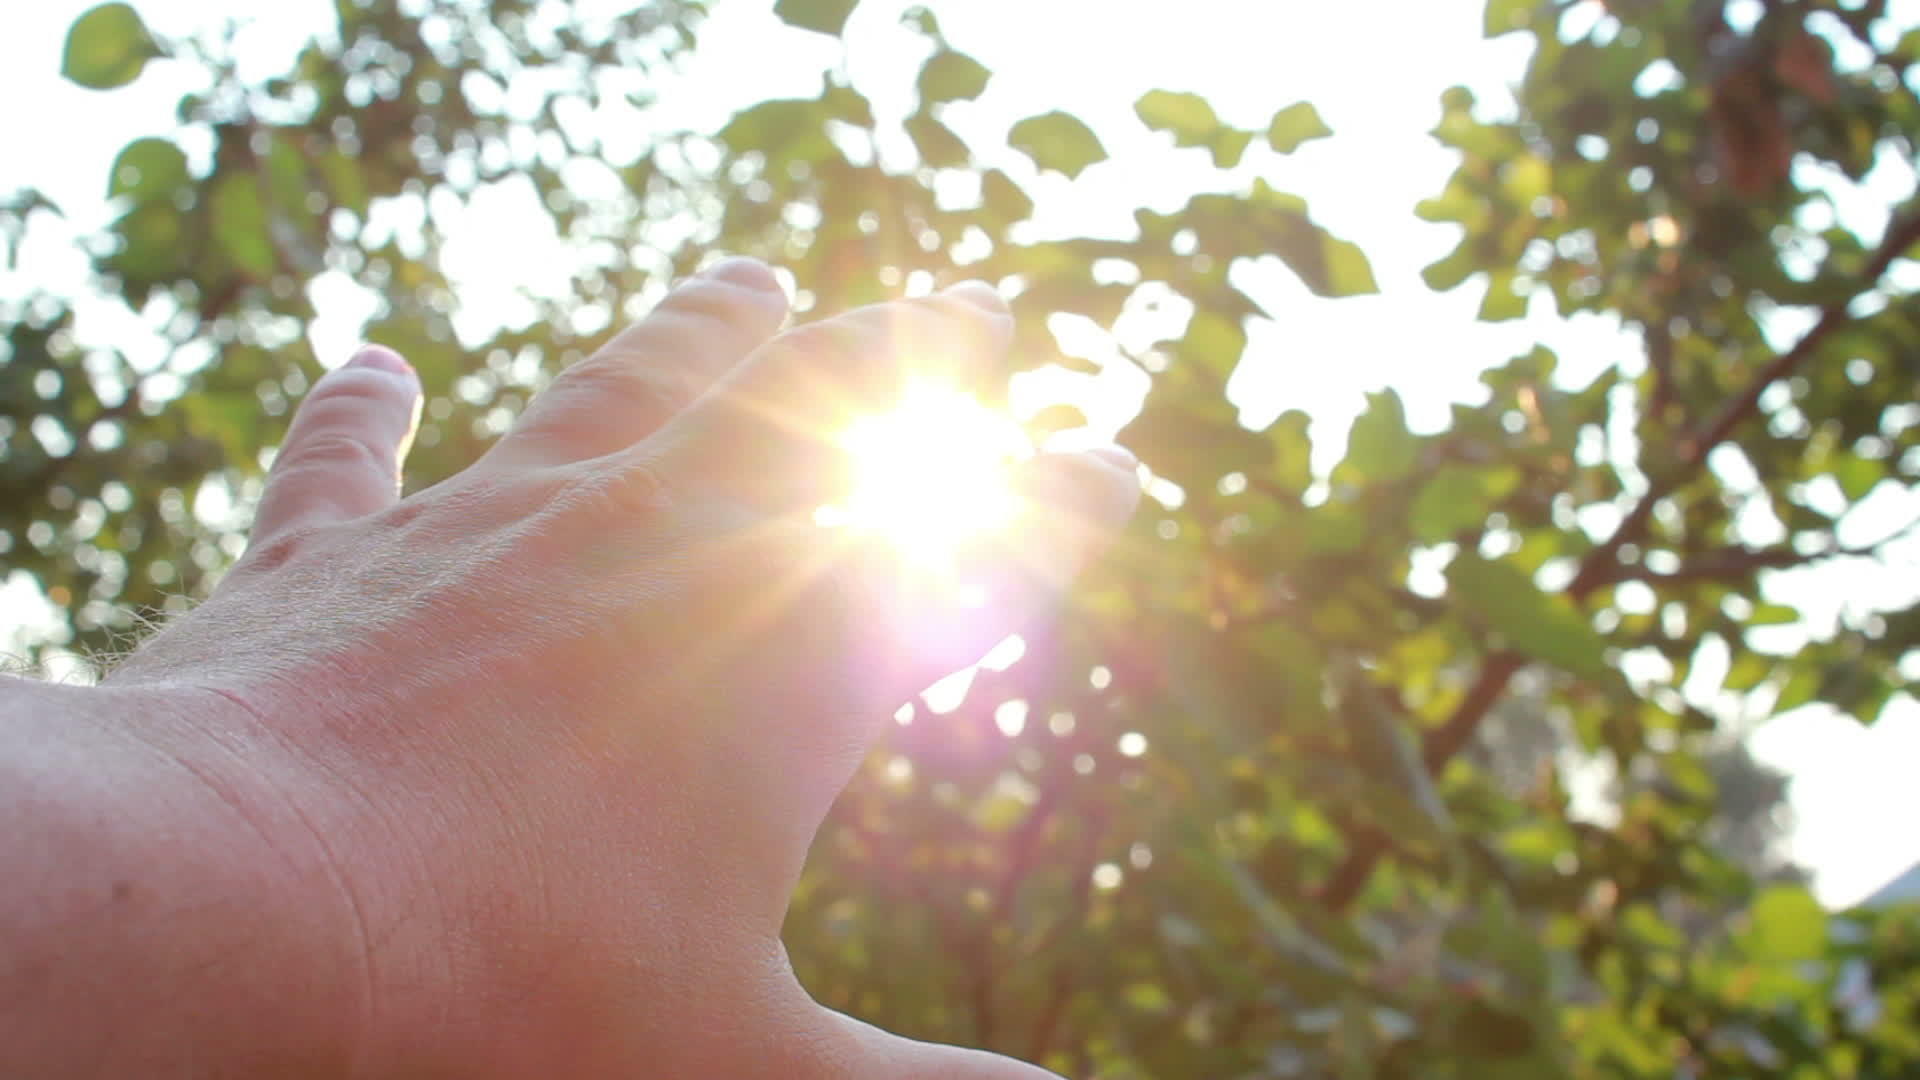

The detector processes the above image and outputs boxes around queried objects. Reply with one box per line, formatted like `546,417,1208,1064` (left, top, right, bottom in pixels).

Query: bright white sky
4,0,1920,907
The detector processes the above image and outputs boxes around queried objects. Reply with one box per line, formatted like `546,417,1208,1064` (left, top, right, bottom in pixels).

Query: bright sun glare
817,381,1032,567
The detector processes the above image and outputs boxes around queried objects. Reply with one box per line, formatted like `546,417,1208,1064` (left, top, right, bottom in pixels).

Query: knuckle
238,523,323,575
555,457,675,525
551,358,698,422
764,318,878,381
307,367,414,409
664,276,784,324
277,430,392,476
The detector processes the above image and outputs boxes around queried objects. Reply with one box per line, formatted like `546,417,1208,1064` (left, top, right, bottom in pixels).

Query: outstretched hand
105,258,1138,1077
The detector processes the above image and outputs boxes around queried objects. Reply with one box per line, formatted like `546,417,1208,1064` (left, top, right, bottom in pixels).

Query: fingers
645,282,1013,510
251,345,422,545
879,448,1142,689
486,257,790,469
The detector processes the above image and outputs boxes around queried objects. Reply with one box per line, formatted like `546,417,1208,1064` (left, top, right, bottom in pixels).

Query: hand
105,258,1139,1077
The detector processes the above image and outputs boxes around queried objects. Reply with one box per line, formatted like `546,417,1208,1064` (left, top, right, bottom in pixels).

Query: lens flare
818,381,1031,566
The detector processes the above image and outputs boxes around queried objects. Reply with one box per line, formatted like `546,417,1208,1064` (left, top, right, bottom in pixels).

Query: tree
8,0,1920,1074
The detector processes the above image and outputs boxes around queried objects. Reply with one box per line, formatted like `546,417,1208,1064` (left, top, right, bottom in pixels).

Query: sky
4,0,1920,907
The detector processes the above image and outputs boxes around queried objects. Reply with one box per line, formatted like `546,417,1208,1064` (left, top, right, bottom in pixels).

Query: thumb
252,345,422,544
833,1011,1066,1080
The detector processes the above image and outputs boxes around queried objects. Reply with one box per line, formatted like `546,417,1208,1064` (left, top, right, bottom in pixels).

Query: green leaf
1502,154,1552,205
822,81,876,127
62,2,163,90
980,169,1033,223
1484,0,1537,36
1423,244,1478,292
917,49,990,104
1119,381,1270,491
1833,453,1884,502
1026,403,1088,440
1448,554,1611,681
904,110,969,168
317,149,369,216
1266,101,1332,153
210,175,275,278
773,0,858,36
900,5,940,36
1269,410,1314,496
1210,128,1254,169
1744,884,1827,962
1747,603,1801,626
108,137,188,205
263,137,306,205
1479,270,1530,321
107,201,185,283
1774,664,1821,713
1136,90,1219,146
1009,111,1107,179
1411,465,1521,543
718,99,834,165
1341,390,1419,482
1179,312,1248,381
1248,180,1377,298
1723,652,1772,692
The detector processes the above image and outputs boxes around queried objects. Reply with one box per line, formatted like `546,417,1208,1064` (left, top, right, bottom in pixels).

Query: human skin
0,258,1139,1078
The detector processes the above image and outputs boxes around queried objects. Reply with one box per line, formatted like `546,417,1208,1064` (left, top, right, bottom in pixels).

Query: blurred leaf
773,0,858,36
1423,244,1478,292
1026,403,1087,440
719,98,835,165
1411,464,1521,543
1009,111,1106,179
1833,453,1883,501
210,175,275,278
108,201,185,283
1479,270,1529,321
1743,884,1827,962
1136,90,1256,168
1775,665,1821,713
1137,90,1219,144
1448,554,1611,681
980,169,1032,224
1266,101,1331,153
905,110,969,168
62,2,162,90
1246,181,1377,298
1341,390,1418,482
108,137,188,205
1210,128,1254,168
1484,0,1537,37
918,49,990,104
1120,380,1269,491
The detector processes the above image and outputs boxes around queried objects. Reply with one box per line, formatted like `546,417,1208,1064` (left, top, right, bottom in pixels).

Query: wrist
0,676,372,1075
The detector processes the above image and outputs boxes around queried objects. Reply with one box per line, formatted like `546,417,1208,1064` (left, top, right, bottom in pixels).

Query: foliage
8,0,1920,1075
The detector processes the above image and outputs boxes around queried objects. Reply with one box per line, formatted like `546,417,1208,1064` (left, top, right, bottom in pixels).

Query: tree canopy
8,0,1920,1074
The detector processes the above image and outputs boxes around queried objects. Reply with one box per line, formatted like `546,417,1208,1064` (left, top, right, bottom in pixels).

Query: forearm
0,676,364,1078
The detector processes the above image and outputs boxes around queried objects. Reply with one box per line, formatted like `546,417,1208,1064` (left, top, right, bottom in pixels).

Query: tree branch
1313,204,1920,913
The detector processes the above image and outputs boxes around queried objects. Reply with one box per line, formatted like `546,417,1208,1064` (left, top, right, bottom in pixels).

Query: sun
817,381,1032,568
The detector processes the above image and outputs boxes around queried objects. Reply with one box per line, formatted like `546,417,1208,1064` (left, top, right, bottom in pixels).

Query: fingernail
1087,445,1138,472
698,256,781,292
942,280,1006,312
347,345,415,379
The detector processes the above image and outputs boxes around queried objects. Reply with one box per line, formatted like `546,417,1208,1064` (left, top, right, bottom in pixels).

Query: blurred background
6,0,1920,1074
